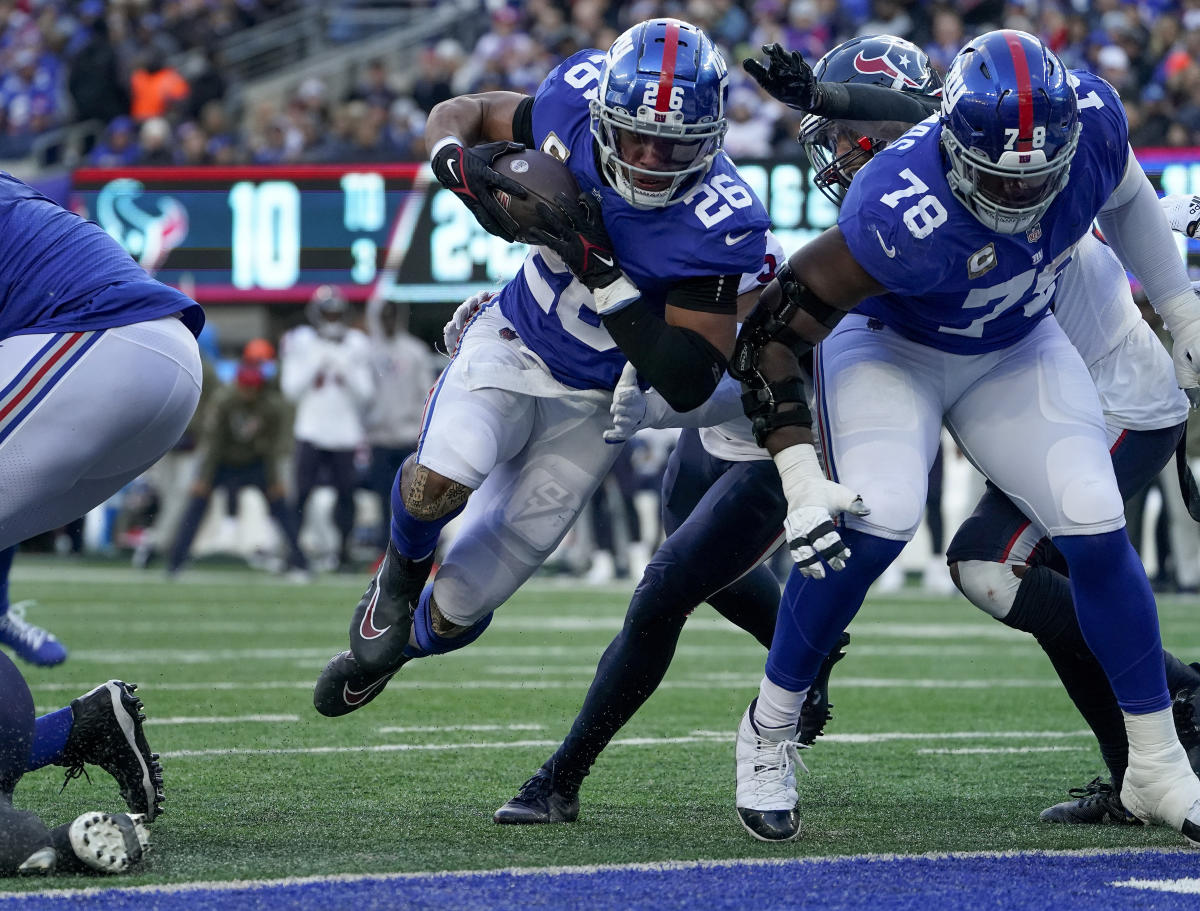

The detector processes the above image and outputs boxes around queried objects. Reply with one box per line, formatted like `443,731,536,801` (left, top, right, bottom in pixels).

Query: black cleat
736,806,802,842
313,650,401,717
798,631,850,746
348,541,432,677
57,681,163,821
494,768,580,824
1172,687,1200,775
1039,776,1141,825
65,811,150,874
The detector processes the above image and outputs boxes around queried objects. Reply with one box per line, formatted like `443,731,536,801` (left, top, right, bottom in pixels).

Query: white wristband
592,274,640,316
772,444,824,513
428,135,463,163
1154,288,1200,333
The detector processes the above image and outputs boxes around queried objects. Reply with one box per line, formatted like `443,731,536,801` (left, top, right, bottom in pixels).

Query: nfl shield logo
1026,224,1042,243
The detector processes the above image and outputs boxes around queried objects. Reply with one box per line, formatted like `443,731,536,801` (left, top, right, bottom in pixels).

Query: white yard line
159,728,1094,760
27,675,1068,693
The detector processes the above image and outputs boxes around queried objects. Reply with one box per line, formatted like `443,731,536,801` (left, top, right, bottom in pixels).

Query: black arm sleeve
512,96,535,147
602,298,729,413
813,83,939,126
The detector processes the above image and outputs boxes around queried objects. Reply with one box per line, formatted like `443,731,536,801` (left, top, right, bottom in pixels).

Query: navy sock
27,708,73,770
765,528,904,692
408,584,492,656
1053,529,1169,714
1004,565,1127,783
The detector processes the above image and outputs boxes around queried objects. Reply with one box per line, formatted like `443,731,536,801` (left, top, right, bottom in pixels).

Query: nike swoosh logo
593,252,614,267
342,673,393,706
725,231,751,246
357,578,390,640
446,156,461,186
876,230,897,258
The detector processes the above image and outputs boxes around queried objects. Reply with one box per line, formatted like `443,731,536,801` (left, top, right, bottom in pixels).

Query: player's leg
737,318,942,841
314,312,541,714
496,431,786,823
0,650,56,875
253,462,309,574
0,318,202,549
327,448,358,569
0,544,66,666
949,319,1200,843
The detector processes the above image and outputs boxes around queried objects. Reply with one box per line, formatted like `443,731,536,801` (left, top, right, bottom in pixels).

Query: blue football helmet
940,29,1080,235
590,18,729,209
799,35,942,205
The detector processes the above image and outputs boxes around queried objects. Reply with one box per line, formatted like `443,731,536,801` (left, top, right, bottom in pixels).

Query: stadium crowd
3,0,1200,167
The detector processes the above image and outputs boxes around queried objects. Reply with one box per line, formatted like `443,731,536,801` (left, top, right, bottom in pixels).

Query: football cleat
1173,687,1200,775
735,699,807,842
313,650,401,717
798,631,850,746
0,601,67,666
348,541,432,677
494,768,580,825
1121,738,1200,847
57,681,163,821
1038,776,1141,825
67,811,150,874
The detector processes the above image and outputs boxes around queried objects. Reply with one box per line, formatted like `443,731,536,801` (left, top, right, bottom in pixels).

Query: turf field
3,557,1200,909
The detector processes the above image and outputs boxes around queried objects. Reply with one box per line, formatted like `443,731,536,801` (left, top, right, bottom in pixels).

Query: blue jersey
496,49,770,390
839,71,1128,354
0,172,203,341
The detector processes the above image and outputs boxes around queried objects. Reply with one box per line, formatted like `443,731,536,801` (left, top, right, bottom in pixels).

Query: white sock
1124,707,1182,756
753,676,808,732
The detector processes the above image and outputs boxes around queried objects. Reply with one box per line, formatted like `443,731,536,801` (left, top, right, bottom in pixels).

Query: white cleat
1121,742,1200,847
734,699,807,842
68,811,151,874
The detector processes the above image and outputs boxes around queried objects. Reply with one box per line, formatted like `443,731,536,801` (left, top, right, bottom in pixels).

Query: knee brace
952,559,1022,620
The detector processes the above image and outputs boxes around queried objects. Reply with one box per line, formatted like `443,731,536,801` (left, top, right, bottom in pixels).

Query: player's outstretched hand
774,444,869,578
442,290,494,354
430,140,528,242
1161,194,1200,238
743,43,822,112
1170,316,1200,408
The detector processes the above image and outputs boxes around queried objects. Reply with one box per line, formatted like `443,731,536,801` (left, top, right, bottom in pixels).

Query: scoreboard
70,150,1200,305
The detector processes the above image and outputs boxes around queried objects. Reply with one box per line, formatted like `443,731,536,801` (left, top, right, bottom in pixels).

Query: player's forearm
813,82,936,137
602,301,727,412
1098,153,1195,320
425,92,521,151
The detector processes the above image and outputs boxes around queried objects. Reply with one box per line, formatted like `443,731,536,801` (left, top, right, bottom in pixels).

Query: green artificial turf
4,556,1198,892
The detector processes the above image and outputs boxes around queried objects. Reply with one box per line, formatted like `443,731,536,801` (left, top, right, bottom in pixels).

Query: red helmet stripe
1004,31,1034,152
656,21,681,113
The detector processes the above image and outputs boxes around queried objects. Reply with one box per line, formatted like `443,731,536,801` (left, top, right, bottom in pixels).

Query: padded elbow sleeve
602,300,727,412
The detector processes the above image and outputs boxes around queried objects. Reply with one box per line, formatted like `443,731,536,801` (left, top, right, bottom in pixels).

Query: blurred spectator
87,115,139,168
363,300,436,551
411,45,455,115
136,116,174,166
68,17,128,127
280,286,374,571
166,362,310,580
724,86,774,159
129,49,189,122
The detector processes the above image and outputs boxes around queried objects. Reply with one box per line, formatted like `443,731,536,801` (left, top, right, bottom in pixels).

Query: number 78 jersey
839,70,1128,354
493,49,769,391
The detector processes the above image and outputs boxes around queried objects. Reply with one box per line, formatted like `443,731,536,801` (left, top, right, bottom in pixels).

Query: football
489,147,581,241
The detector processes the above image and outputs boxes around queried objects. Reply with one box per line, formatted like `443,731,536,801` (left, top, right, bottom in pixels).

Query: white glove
442,290,493,354
1161,194,1200,238
774,444,869,578
1171,313,1200,408
603,362,646,444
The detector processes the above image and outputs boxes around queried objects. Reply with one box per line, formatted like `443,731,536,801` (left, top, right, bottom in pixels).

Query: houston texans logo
853,51,922,89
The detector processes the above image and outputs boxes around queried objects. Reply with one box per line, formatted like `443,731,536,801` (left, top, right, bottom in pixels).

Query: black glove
743,43,824,112
527,192,624,292
430,140,528,242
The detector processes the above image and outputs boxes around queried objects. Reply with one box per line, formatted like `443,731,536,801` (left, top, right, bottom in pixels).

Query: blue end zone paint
4,850,1200,910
